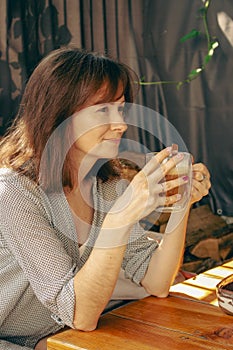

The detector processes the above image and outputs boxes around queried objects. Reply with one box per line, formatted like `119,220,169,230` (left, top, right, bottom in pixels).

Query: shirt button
51,314,65,326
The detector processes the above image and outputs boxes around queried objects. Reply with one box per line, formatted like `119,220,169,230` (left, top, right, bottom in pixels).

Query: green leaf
198,7,207,16
188,68,202,80
176,82,183,90
204,54,212,64
180,29,201,43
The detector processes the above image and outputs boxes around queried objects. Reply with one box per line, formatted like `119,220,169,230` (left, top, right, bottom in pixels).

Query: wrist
94,214,132,248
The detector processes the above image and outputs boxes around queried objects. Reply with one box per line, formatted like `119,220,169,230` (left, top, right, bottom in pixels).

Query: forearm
73,218,132,331
141,208,190,297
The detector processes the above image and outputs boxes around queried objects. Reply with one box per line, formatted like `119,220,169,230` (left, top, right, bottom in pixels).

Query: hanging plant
139,0,219,89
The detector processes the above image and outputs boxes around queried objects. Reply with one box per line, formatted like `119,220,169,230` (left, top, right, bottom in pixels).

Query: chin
99,151,119,159
98,143,120,159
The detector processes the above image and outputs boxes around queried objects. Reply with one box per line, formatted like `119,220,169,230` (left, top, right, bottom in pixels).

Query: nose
109,111,128,133
110,120,127,133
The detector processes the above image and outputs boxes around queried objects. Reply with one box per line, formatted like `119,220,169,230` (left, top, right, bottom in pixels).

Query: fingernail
182,176,189,181
176,194,182,199
171,143,178,155
175,153,183,159
166,146,172,153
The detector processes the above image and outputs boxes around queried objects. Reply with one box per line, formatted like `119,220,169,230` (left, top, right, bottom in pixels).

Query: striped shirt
0,168,157,349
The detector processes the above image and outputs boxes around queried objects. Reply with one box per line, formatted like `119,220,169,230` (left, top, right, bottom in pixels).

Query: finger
192,178,210,196
157,175,190,194
190,171,211,205
143,147,172,175
192,167,211,189
150,152,186,184
158,192,182,208
153,146,172,163
193,171,206,182
192,163,210,180
190,183,209,204
192,171,210,182
159,153,185,180
190,187,203,204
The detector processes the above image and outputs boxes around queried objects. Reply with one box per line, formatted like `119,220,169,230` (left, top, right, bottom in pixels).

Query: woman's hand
108,147,189,226
190,163,211,205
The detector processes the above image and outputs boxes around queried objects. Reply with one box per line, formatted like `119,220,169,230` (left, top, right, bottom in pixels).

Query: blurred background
0,0,232,219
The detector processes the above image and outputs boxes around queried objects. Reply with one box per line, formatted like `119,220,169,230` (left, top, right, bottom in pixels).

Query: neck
66,146,111,193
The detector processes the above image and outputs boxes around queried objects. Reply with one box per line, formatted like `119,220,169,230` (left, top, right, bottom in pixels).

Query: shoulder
0,167,39,195
0,168,49,213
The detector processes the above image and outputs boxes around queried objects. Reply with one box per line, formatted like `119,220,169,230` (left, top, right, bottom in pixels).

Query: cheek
74,127,109,148
72,109,109,139
88,125,110,139
72,116,109,141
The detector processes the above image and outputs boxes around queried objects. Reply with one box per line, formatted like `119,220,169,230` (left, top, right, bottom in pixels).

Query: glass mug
146,151,192,213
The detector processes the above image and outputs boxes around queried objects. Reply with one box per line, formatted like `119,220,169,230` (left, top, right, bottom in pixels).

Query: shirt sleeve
122,222,158,285
0,340,32,350
0,172,77,328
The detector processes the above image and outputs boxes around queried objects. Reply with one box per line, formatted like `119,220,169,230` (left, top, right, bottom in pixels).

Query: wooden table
170,260,233,304
47,260,233,350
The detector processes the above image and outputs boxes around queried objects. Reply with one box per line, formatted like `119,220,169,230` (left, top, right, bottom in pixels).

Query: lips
104,139,121,144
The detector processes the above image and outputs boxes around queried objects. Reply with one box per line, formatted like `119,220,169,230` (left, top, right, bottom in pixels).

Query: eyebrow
95,97,125,106
93,86,125,105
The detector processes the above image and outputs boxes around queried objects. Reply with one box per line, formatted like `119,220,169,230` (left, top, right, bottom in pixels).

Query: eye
97,106,109,113
118,105,125,114
118,104,129,121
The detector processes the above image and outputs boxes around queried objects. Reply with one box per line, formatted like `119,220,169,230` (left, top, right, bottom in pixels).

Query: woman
0,47,211,349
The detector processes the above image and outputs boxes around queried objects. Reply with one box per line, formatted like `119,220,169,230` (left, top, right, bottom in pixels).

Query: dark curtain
0,0,232,216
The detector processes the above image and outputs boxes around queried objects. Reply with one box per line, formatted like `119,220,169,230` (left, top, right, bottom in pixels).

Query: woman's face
71,82,127,162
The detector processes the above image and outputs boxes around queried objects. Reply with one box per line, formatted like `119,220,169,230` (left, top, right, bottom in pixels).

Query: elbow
73,318,98,332
147,287,170,298
142,280,170,298
154,290,170,298
73,303,101,331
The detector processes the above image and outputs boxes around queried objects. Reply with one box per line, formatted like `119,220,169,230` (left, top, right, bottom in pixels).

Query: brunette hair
0,47,139,191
